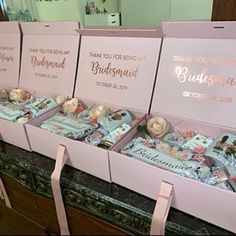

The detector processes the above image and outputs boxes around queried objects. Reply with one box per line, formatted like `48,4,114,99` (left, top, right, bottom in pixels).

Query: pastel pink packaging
0,22,27,149
16,21,79,151
26,28,162,182
109,21,236,233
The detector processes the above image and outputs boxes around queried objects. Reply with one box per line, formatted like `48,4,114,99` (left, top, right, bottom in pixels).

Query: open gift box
0,22,25,148
109,21,236,233
26,28,162,182
3,21,80,151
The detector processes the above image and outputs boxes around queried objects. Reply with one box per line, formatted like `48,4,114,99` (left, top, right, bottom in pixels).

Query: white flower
62,98,79,114
9,88,25,102
90,105,108,118
55,95,69,105
147,116,170,138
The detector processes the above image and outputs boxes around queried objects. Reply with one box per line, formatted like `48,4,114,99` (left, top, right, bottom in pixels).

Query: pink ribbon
150,181,173,235
51,144,70,235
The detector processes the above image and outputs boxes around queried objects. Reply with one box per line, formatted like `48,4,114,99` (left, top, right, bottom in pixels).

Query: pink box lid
19,22,80,97
74,28,162,113
152,21,236,129
0,21,20,88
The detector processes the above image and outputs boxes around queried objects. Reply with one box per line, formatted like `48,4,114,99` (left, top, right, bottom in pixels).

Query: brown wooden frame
212,0,236,21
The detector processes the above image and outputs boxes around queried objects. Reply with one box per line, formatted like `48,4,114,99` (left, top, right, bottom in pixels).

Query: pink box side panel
75,35,161,113
19,23,80,97
0,119,31,151
110,152,236,233
152,37,236,129
0,32,20,88
26,124,111,182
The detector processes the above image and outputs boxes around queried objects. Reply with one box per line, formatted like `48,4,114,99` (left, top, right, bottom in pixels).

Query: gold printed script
31,56,66,69
91,61,139,79
0,53,13,63
175,66,236,87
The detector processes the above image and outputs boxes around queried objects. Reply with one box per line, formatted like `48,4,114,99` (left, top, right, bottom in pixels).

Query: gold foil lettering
31,56,66,69
91,61,139,79
0,53,13,63
175,66,236,87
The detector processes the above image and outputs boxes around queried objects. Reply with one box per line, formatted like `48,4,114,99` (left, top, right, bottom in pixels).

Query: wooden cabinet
0,173,128,235
0,202,46,235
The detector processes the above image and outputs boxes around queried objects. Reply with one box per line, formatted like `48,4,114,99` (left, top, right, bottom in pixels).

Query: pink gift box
15,21,79,151
0,22,29,150
110,21,236,233
26,28,162,182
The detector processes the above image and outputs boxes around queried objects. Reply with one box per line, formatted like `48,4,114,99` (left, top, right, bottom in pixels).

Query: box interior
29,98,145,149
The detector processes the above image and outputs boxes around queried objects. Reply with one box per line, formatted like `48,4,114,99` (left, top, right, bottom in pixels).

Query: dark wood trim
212,0,236,21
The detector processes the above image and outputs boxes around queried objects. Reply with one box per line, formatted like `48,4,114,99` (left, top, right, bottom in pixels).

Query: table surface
0,141,233,235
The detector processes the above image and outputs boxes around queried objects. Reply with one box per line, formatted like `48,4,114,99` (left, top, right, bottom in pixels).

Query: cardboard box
26,28,162,182
0,22,28,149
110,22,236,233
15,21,79,151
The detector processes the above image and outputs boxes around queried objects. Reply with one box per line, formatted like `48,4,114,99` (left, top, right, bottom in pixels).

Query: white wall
170,0,213,21
36,0,82,22
120,0,213,27
120,0,171,27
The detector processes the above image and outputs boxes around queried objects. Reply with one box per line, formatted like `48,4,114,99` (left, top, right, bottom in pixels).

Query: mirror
2,0,213,27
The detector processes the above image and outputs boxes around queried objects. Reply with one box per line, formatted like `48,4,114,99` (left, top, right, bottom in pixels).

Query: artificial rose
62,98,79,114
90,105,108,118
9,88,25,102
55,95,69,105
182,130,195,139
193,146,205,154
147,116,170,138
